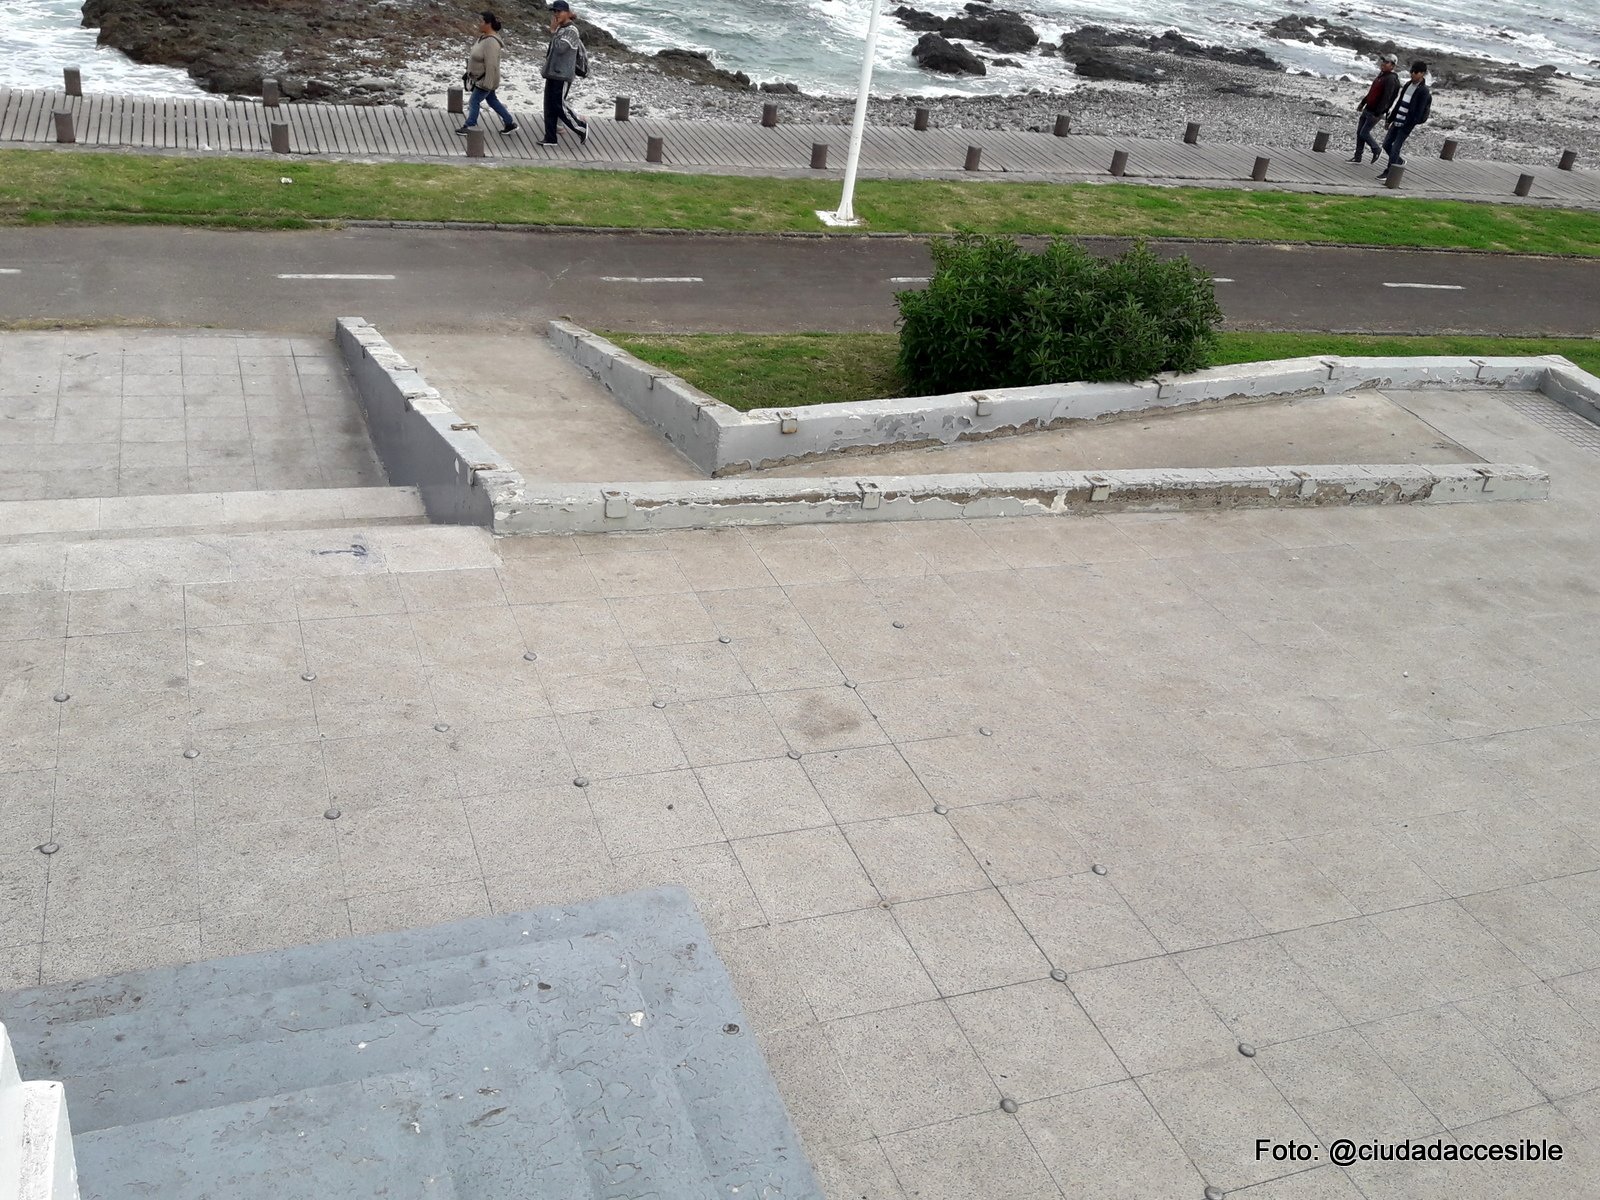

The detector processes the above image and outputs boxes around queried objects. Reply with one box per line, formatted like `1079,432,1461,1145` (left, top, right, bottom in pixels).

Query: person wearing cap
540,0,590,147
1352,53,1401,163
1379,61,1433,180
458,11,518,136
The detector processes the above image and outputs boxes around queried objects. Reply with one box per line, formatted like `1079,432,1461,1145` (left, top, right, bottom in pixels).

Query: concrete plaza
4,358,1600,1196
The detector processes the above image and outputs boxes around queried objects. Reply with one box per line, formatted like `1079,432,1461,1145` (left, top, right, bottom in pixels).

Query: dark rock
1073,54,1162,84
759,81,801,94
912,33,987,76
1146,30,1280,70
990,58,1022,68
653,47,753,90
892,7,947,34
1059,26,1135,61
945,8,1039,54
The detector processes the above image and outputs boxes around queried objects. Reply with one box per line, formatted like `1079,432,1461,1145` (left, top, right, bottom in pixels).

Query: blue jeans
1383,122,1414,167
465,87,512,129
1355,110,1382,160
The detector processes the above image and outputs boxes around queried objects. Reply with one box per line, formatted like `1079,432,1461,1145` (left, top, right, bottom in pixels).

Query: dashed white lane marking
1382,282,1465,290
889,276,930,283
0,268,20,274
598,276,704,283
1213,277,1235,283
276,273,397,280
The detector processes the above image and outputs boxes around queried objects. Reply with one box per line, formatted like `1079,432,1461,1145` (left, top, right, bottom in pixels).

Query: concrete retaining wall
489,463,1550,535
547,322,1579,477
336,318,507,527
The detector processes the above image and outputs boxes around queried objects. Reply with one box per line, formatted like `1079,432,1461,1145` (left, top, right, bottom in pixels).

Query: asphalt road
0,226,1594,337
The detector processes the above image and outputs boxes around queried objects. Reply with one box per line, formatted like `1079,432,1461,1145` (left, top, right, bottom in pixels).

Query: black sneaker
1348,154,1362,163
538,139,559,146
1377,169,1389,180
577,126,588,146
454,124,474,135
502,121,518,134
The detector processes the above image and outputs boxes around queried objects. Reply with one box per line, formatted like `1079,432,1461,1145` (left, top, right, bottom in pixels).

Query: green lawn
2,150,1599,255
608,331,1600,410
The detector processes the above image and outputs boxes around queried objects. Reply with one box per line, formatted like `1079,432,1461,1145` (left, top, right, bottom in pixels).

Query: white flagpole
820,0,883,226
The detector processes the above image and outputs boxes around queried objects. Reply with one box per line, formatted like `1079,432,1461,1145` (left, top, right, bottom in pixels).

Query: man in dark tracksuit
1379,62,1432,180
1352,53,1400,163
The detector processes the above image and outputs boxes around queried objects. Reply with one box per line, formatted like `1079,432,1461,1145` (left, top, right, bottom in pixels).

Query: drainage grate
1502,394,1600,456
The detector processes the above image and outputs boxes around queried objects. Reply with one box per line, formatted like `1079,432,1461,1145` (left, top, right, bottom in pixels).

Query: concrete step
25,938,603,1080
75,1073,459,1200
59,938,718,1200
2,888,821,1200
0,487,426,544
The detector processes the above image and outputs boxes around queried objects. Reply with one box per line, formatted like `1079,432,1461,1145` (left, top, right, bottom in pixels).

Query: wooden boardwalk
3,86,1597,209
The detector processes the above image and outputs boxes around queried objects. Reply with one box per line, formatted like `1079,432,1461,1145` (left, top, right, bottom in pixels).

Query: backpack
575,41,589,79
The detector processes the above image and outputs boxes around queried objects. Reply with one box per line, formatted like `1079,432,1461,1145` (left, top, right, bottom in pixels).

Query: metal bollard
263,78,280,108
646,135,664,163
269,122,290,154
1109,149,1128,177
63,66,82,97
447,87,463,115
466,127,486,158
1053,113,1071,137
1312,130,1330,152
964,145,982,171
53,111,75,144
1184,122,1200,145
1386,165,1404,189
1251,156,1270,182
1440,139,1458,160
1560,149,1578,171
810,142,829,169
913,107,930,131
616,96,631,122
761,102,778,128
1515,173,1534,197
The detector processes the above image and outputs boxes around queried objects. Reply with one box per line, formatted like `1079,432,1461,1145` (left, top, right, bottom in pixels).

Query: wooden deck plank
0,87,1595,207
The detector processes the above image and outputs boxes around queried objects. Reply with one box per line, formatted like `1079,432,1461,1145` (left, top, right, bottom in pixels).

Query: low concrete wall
547,322,1581,477
489,463,1550,535
336,318,509,527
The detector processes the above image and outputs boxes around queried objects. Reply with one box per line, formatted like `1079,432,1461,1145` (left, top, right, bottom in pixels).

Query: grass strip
607,331,1600,411
2,150,1598,255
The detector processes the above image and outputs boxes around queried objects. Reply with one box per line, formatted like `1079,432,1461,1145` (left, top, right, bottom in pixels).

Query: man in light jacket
458,11,518,136
1352,53,1400,163
1379,61,1432,180
540,0,589,147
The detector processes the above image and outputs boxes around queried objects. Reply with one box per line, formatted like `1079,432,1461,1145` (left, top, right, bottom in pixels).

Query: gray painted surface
77,1073,461,1200
1,886,822,1200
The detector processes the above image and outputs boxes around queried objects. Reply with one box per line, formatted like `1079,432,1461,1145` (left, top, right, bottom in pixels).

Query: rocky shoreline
76,0,1600,164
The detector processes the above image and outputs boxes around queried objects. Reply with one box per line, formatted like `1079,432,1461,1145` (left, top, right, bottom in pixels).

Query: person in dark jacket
540,0,589,147
1379,62,1432,180
1352,53,1400,163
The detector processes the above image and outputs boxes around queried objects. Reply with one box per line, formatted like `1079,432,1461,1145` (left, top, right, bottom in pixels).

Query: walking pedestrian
458,11,518,136
1352,53,1400,163
1378,62,1432,181
540,0,589,147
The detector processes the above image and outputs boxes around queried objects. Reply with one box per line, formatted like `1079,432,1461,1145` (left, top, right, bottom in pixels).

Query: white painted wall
0,1023,79,1200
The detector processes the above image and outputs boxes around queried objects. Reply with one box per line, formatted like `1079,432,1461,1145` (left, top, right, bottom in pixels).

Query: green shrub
895,233,1224,394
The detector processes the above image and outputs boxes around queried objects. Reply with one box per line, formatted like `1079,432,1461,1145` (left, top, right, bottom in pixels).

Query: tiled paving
3,390,1600,1197
0,330,386,499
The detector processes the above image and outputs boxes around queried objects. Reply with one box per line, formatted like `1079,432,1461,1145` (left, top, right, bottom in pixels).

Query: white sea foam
1,0,1595,99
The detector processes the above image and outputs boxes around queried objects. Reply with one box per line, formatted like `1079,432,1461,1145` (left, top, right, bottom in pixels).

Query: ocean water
0,0,201,94
584,0,1600,95
1,0,1594,97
